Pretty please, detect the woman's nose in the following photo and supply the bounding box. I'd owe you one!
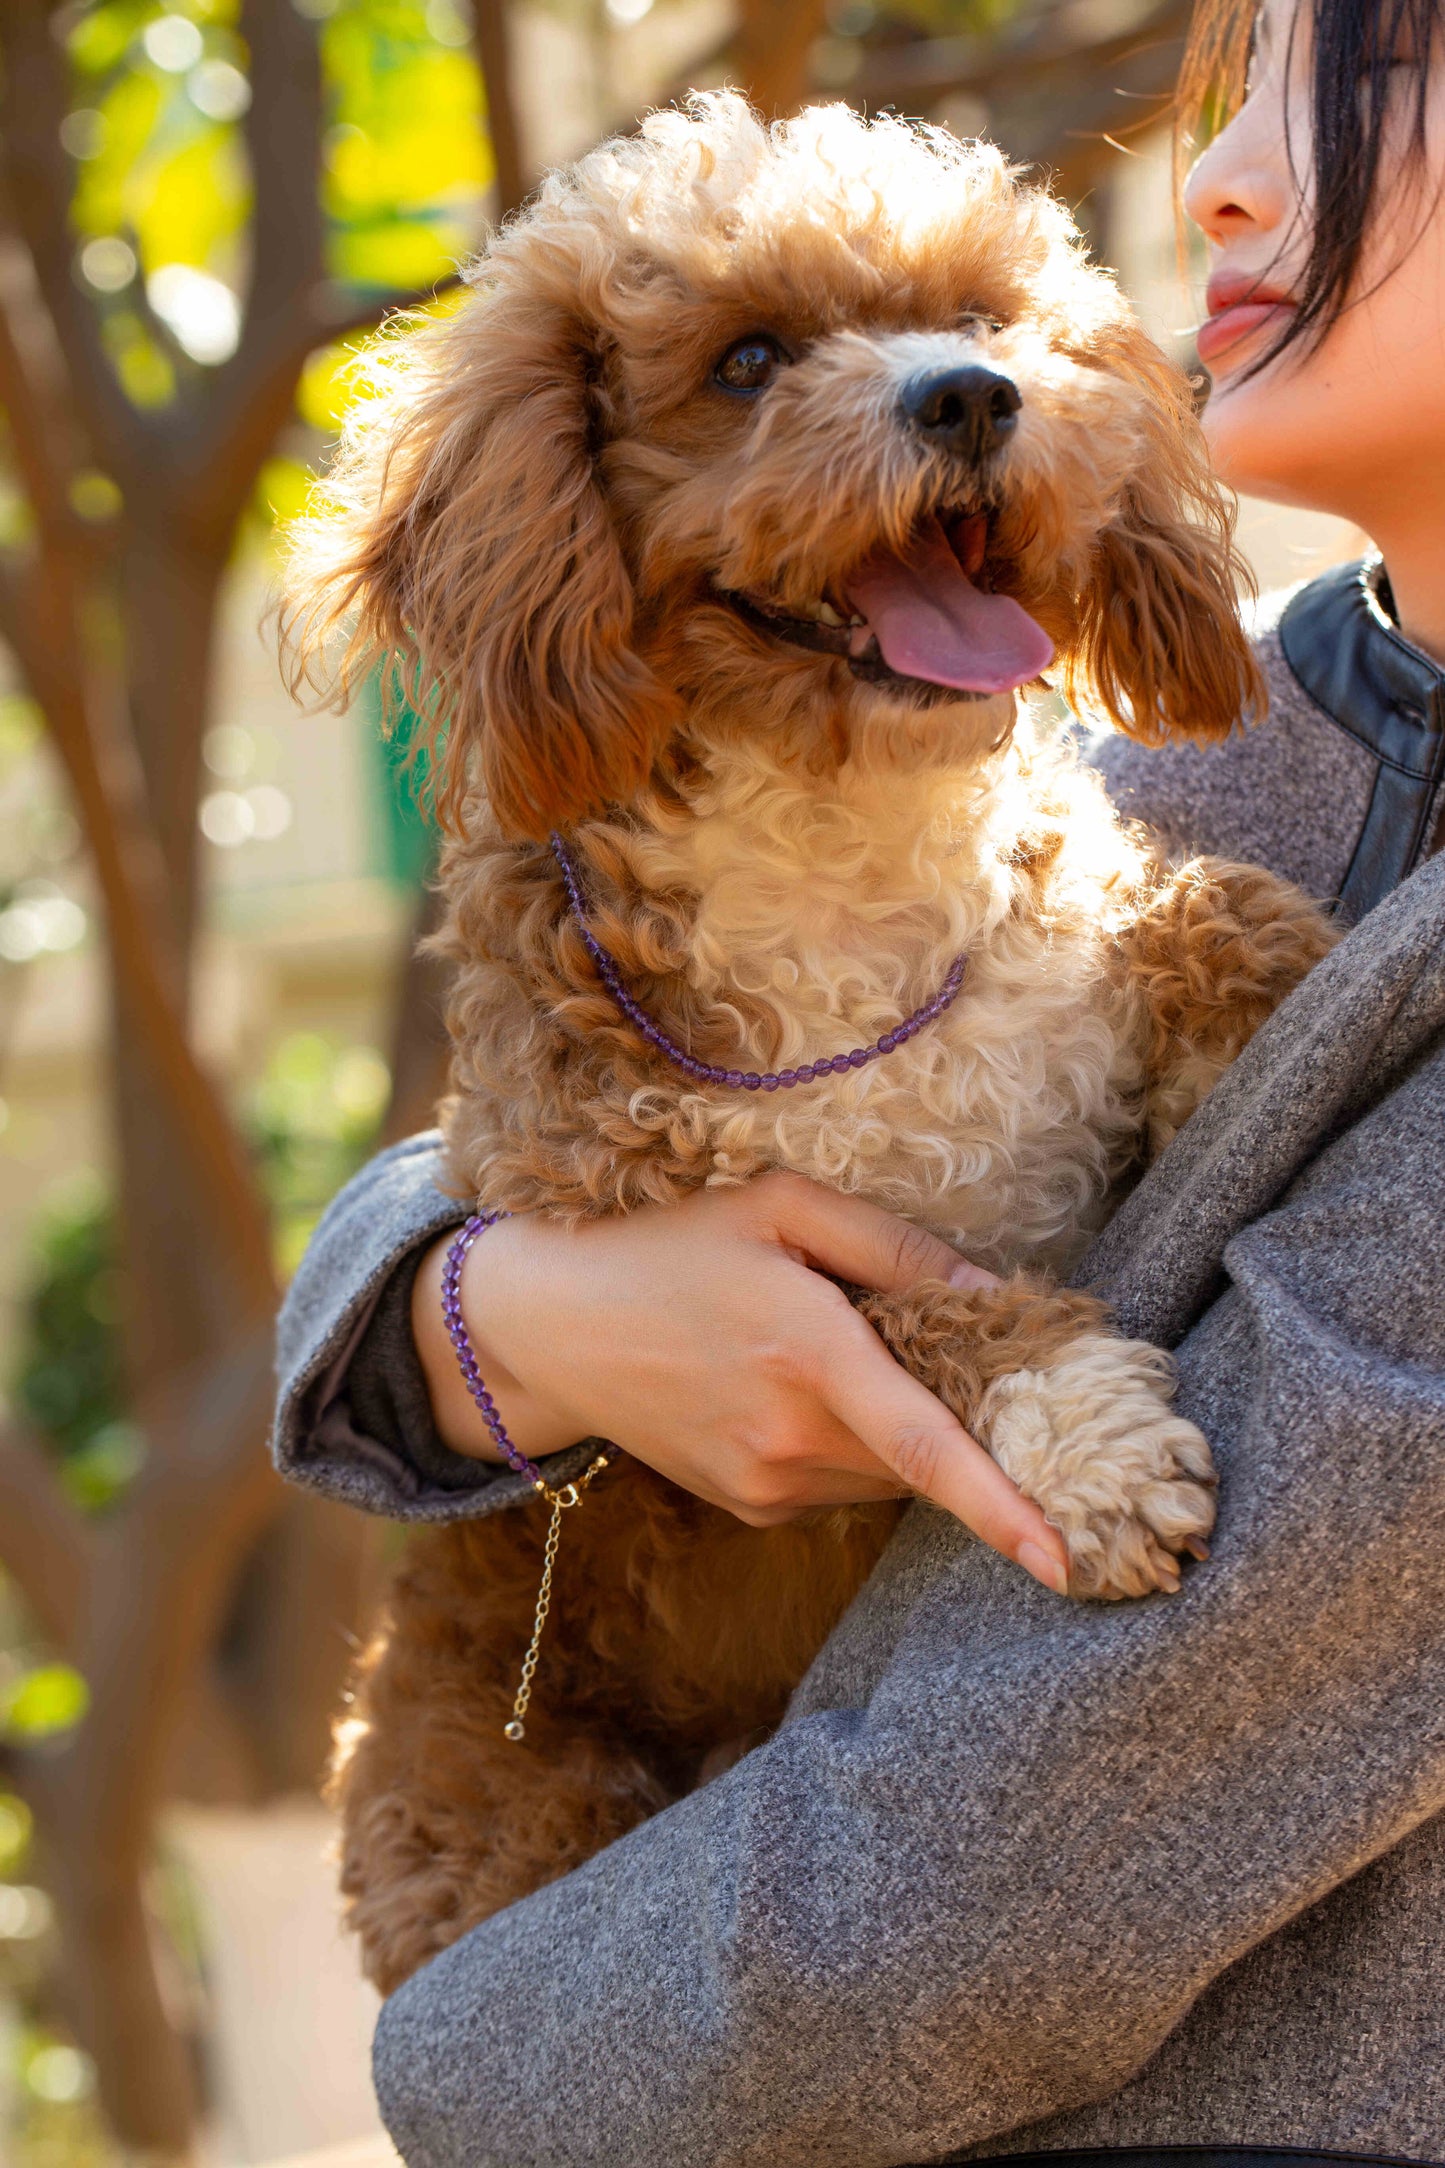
[1183,109,1294,247]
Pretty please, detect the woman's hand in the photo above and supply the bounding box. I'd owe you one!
[412,1172,1069,1593]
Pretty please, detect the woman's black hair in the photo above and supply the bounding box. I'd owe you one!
[1176,0,1441,372]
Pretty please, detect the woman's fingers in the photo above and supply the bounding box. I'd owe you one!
[821,1311,1070,1593]
[748,1171,988,1294]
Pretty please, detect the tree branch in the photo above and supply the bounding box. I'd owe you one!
[0,547,276,1317]
[177,0,325,534]
[313,270,468,343]
[242,0,326,330]
[0,232,87,550]
[850,0,1189,115]
[193,269,468,543]
[474,0,529,219]
[0,0,154,484]
[734,0,828,117]
[0,1422,91,1653]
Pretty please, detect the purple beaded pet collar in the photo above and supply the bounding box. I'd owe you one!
[550,831,968,1089]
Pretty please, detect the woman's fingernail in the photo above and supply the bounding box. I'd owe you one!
[1019,1540,1069,1595]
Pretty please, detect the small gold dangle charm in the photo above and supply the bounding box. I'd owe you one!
[505,1454,613,1743]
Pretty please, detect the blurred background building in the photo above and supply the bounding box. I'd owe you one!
[0,2,1357,2163]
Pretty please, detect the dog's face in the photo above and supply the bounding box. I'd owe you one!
[293,95,1260,838]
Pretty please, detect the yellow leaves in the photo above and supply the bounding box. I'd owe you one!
[60,0,491,423]
[0,1795,32,1877]
[0,1663,90,1742]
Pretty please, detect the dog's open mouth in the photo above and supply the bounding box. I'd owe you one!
[718,510,1054,699]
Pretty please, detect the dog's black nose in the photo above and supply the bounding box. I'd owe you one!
[900,365,1022,462]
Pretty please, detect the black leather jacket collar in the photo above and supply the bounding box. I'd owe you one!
[1279,558,1445,920]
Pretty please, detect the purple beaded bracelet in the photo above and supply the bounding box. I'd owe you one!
[442,1213,616,1742]
[550,832,968,1091]
[441,1211,540,1484]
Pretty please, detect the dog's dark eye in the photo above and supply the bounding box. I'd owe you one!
[714,335,786,395]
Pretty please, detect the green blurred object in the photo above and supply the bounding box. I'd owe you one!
[247,1031,394,1276]
[7,1038,394,1508]
[0,1666,90,1742]
[10,1179,123,1473]
[65,0,489,410]
[0,1797,34,1879]
[321,0,489,293]
[362,676,438,887]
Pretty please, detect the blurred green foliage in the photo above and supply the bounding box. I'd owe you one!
[0,1666,91,1743]
[322,0,488,290]
[8,2028,108,2168]
[64,0,489,417]
[0,4,482,2157]
[0,1797,33,1879]
[8,1036,392,1525]
[9,1178,122,1479]
[249,1031,393,1278]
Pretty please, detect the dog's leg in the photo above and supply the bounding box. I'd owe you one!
[1116,855,1338,1156]
[858,1279,1216,1599]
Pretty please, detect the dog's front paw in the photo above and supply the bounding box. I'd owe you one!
[977,1333,1216,1599]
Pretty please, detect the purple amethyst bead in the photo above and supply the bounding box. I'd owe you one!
[848,1048,869,1068]
[724,1071,744,1088]
[778,1069,798,1086]
[742,1073,761,1090]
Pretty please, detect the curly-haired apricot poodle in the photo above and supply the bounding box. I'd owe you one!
[286,93,1334,1994]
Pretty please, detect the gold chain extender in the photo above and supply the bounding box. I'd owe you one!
[503,1449,615,1744]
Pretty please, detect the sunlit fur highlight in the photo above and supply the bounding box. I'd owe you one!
[289,96,1336,1995]
[284,93,1261,835]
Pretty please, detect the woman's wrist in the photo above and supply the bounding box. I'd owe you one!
[411,1224,579,1464]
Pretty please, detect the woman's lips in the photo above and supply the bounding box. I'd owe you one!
[1195,297,1299,364]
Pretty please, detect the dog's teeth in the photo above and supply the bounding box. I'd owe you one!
[815,601,846,627]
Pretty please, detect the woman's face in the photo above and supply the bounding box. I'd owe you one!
[1184,0,1445,525]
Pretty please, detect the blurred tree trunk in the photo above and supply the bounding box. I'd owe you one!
[475,0,529,220]
[734,0,828,116]
[0,0,491,2148]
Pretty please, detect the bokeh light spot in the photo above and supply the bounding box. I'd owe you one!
[142,16,204,73]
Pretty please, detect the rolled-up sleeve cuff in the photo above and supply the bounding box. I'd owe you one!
[270,1132,598,1522]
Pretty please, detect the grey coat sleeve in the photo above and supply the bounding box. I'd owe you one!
[270,1132,597,1522]
[371,1011,1445,2164]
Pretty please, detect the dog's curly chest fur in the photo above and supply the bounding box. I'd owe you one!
[442,727,1152,1276]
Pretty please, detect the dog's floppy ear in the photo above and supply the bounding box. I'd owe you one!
[1065,329,1265,745]
[285,228,679,839]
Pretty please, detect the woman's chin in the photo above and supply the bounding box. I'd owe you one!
[1201,372,1319,507]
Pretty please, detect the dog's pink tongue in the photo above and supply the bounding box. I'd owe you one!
[846,518,1053,693]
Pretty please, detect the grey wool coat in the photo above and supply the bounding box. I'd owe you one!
[273,568,1445,2168]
